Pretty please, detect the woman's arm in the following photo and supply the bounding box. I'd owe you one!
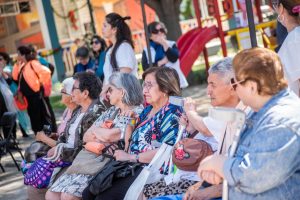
[36,131,56,147]
[114,149,158,164]
[164,44,179,63]
[119,67,132,73]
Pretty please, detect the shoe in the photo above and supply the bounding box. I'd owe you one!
[22,134,29,138]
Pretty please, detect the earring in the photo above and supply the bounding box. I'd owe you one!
[277,14,285,24]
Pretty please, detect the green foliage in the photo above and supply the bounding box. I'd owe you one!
[49,95,65,111]
[180,0,195,20]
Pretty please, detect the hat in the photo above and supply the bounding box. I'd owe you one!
[62,77,75,95]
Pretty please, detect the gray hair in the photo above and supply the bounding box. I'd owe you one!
[108,72,144,106]
[208,57,234,84]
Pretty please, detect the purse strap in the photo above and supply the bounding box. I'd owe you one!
[219,127,227,155]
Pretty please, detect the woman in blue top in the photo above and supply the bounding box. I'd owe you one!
[198,48,300,200]
[91,35,107,81]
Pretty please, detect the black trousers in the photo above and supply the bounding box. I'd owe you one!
[26,95,52,134]
[82,166,143,200]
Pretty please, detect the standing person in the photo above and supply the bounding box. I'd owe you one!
[91,35,107,81]
[274,0,300,96]
[12,46,53,135]
[101,12,138,85]
[141,21,188,89]
[198,48,300,199]
[73,46,94,74]
[0,52,30,137]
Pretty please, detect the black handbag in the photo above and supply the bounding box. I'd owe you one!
[88,159,142,195]
[24,141,51,162]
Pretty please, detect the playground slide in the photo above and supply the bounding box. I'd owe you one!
[178,25,219,76]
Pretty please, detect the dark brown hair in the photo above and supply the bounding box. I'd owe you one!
[233,47,287,96]
[277,0,300,17]
[142,67,181,96]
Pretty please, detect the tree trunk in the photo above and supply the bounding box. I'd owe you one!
[145,0,182,41]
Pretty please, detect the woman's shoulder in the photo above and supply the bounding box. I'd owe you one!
[118,42,134,51]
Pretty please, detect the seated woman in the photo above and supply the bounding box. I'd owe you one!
[82,67,184,200]
[198,48,300,199]
[46,72,144,200]
[24,72,107,189]
[34,77,77,149]
[141,21,188,88]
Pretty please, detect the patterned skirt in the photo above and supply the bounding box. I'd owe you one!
[24,157,71,189]
[49,174,93,197]
[143,178,197,198]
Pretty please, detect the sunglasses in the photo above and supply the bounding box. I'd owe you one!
[230,78,246,90]
[151,28,165,34]
[91,40,100,45]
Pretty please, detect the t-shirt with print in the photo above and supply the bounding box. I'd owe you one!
[103,42,138,85]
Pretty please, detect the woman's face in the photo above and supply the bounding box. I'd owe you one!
[102,19,115,39]
[60,87,72,106]
[107,84,123,106]
[150,24,166,41]
[71,80,87,106]
[232,77,254,107]
[143,73,165,105]
[17,51,26,63]
[91,39,102,52]
[0,56,7,67]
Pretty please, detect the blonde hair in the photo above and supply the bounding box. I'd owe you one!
[233,48,287,95]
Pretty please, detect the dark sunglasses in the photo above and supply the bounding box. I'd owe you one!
[91,40,100,45]
[151,28,165,34]
[230,78,246,90]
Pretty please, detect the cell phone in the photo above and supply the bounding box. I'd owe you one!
[169,96,184,107]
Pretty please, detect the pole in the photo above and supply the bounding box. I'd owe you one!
[35,0,65,82]
[140,0,153,68]
[87,0,96,34]
[246,0,257,47]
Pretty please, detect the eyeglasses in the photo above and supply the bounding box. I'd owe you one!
[151,28,165,34]
[91,40,100,45]
[230,78,246,90]
[60,89,70,95]
[72,86,81,91]
[142,81,156,90]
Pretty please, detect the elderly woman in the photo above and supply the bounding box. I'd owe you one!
[274,0,300,96]
[83,67,184,200]
[35,77,78,148]
[24,72,107,190]
[46,72,144,200]
[198,48,300,199]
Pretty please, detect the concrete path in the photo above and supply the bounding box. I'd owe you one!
[0,84,210,200]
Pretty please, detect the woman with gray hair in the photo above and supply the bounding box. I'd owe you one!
[47,72,144,200]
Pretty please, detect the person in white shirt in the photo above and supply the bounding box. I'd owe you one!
[144,57,250,200]
[101,12,138,86]
[275,0,300,96]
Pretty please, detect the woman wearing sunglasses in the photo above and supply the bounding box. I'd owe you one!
[198,48,300,199]
[141,21,188,89]
[91,35,107,81]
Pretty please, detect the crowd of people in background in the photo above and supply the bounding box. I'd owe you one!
[0,1,299,199]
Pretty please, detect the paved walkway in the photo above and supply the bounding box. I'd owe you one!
[0,84,210,200]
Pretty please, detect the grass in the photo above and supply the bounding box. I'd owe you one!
[49,95,65,111]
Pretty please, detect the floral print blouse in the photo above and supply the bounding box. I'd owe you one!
[130,103,183,154]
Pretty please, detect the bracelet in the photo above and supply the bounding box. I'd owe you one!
[135,154,140,163]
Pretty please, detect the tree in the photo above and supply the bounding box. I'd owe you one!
[144,0,182,41]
